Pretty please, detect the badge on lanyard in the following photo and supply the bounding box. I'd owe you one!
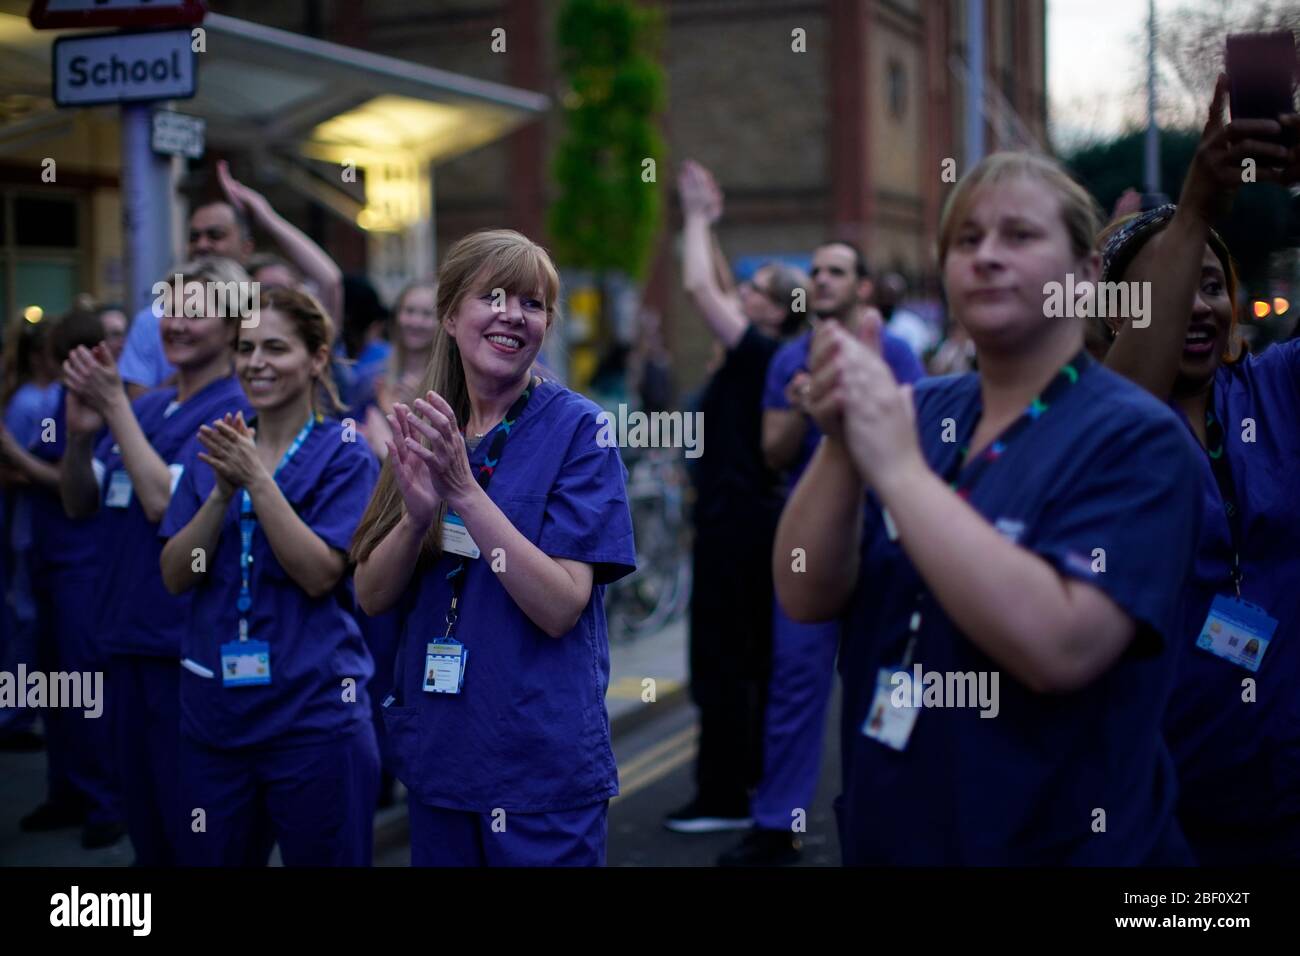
[422,639,467,694]
[1195,595,1278,673]
[105,469,133,508]
[219,639,271,687]
[441,511,481,559]
[862,665,920,751]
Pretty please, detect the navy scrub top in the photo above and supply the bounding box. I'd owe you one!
[837,360,1202,864]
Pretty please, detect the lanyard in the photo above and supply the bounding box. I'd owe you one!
[1201,404,1245,598]
[236,413,319,641]
[442,376,540,641]
[897,350,1091,664]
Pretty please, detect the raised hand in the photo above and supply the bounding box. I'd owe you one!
[63,342,125,416]
[678,160,722,222]
[386,402,440,529]
[807,314,921,491]
[216,159,272,225]
[1182,73,1293,223]
[403,391,479,510]
[197,412,264,498]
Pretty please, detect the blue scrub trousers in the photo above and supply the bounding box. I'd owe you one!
[32,562,120,825]
[408,799,608,867]
[179,722,380,867]
[112,654,184,865]
[0,538,38,737]
[750,598,838,831]
[360,607,401,785]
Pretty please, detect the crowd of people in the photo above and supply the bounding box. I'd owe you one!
[0,71,1297,868]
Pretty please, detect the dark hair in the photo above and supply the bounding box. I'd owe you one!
[50,305,105,364]
[341,275,388,359]
[757,262,812,337]
[817,240,870,279]
[193,200,252,244]
[251,286,344,415]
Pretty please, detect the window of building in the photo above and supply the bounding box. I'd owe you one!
[1,190,82,325]
[888,59,907,120]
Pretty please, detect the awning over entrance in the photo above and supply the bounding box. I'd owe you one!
[0,7,548,168]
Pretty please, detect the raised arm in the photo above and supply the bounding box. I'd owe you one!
[58,389,104,518]
[64,343,174,521]
[218,161,343,322]
[810,320,1137,694]
[679,160,747,349]
[1106,76,1293,400]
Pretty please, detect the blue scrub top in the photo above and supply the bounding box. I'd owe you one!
[1164,338,1300,826]
[93,375,250,658]
[159,415,379,749]
[837,362,1202,865]
[384,379,636,814]
[118,306,176,389]
[763,328,925,485]
[28,387,102,569]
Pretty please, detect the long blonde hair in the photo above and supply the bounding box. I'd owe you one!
[349,229,561,564]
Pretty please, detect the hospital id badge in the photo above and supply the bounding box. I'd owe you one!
[441,512,480,559]
[862,665,919,751]
[1195,595,1278,673]
[423,640,467,694]
[105,470,133,508]
[220,640,271,687]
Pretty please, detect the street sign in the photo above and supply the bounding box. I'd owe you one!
[53,29,196,107]
[29,0,206,30]
[151,109,204,158]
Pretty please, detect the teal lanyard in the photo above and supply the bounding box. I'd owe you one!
[236,414,319,641]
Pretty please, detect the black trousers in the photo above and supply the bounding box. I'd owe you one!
[688,511,778,810]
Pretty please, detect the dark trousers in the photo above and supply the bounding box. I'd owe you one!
[688,513,777,810]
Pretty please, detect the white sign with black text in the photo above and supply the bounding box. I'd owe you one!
[53,29,197,107]
[151,109,205,158]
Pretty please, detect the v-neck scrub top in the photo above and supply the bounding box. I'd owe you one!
[383,379,637,814]
[836,360,1203,864]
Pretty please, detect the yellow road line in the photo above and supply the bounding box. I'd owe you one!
[613,725,698,803]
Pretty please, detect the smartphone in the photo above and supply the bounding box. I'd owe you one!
[1226,31,1298,146]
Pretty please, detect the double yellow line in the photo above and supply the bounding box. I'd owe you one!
[612,724,698,804]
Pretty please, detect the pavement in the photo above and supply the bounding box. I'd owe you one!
[0,615,693,867]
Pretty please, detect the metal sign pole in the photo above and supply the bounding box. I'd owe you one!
[121,102,175,316]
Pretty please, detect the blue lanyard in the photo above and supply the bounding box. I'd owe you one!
[236,414,319,641]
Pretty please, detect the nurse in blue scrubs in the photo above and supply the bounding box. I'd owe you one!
[775,152,1202,864]
[1100,78,1300,864]
[159,286,380,866]
[17,306,123,849]
[352,229,635,867]
[729,242,924,865]
[59,258,252,864]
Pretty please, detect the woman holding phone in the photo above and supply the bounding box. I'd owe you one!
[1100,77,1300,864]
[351,229,635,867]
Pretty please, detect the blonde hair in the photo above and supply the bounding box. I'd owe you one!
[937,152,1102,266]
[349,229,561,564]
